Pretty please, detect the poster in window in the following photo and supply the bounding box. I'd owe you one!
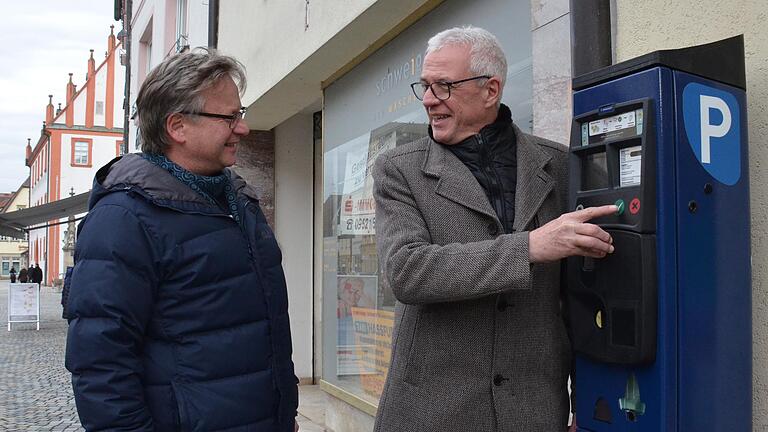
[336,275,377,376]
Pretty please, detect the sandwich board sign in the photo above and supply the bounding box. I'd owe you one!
[7,283,40,331]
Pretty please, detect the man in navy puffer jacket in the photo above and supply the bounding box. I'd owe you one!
[65,48,299,432]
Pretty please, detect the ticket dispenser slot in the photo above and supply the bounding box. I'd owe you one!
[567,99,657,365]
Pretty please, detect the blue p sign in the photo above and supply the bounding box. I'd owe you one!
[683,82,741,185]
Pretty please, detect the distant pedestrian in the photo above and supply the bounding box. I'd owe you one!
[61,266,74,320]
[9,267,16,283]
[18,267,28,283]
[33,263,43,287]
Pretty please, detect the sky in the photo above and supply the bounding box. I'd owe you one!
[0,1,118,192]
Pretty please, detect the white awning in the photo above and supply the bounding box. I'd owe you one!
[0,192,90,239]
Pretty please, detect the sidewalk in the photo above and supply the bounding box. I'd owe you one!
[297,385,330,431]
[0,281,330,431]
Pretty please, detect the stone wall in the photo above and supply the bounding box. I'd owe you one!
[233,130,275,227]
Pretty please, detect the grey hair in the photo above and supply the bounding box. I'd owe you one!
[135,47,246,154]
[426,26,507,96]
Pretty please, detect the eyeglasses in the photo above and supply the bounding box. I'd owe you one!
[410,75,491,101]
[180,106,247,129]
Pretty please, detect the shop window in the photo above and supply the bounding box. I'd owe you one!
[323,119,427,405]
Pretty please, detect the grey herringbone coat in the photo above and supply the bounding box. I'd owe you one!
[372,126,571,432]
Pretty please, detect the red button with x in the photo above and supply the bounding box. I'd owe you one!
[629,198,641,215]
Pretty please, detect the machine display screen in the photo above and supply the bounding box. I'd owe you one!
[581,108,644,146]
[582,152,609,191]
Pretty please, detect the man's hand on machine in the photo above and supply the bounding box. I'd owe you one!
[529,205,617,263]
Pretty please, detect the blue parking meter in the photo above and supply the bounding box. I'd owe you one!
[567,36,751,431]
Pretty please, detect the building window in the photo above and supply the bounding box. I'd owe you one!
[175,0,189,53]
[71,139,93,167]
[138,19,153,85]
[96,101,104,115]
[1,258,9,276]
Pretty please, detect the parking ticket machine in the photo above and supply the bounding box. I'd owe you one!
[567,36,751,431]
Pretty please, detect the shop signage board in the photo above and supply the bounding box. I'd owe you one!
[7,283,40,331]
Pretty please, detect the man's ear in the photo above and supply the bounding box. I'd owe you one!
[166,113,186,144]
[484,77,502,108]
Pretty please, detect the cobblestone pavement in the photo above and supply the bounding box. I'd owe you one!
[0,281,328,432]
[0,281,82,432]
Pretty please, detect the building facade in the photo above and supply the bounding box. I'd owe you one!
[0,179,30,278]
[26,27,125,285]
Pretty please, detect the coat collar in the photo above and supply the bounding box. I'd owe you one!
[422,122,554,231]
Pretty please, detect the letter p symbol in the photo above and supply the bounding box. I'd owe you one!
[684,81,741,185]
[699,95,732,164]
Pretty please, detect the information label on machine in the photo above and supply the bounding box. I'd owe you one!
[619,146,642,187]
[584,109,644,146]
[590,111,636,135]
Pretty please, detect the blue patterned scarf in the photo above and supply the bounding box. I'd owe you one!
[141,153,242,228]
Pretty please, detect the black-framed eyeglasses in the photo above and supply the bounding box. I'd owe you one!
[410,75,491,101]
[180,106,247,129]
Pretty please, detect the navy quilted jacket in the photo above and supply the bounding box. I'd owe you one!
[65,154,298,432]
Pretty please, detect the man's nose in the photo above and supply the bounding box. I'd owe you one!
[422,87,440,107]
[233,118,250,136]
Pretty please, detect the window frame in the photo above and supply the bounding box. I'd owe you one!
[71,138,93,167]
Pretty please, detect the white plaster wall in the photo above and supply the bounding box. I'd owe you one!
[28,144,49,272]
[274,112,315,381]
[218,0,440,129]
[29,165,47,206]
[219,0,377,103]
[60,134,120,195]
[129,1,154,94]
[114,56,126,130]
[129,0,161,151]
[73,87,87,126]
[614,0,768,426]
[94,64,108,128]
[28,229,45,267]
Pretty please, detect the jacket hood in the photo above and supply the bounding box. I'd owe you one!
[89,153,260,211]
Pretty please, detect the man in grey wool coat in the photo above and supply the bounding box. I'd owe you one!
[372,26,617,431]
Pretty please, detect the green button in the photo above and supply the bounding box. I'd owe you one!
[615,199,625,215]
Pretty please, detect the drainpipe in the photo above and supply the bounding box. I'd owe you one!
[208,0,219,48]
[570,0,612,77]
[116,0,133,151]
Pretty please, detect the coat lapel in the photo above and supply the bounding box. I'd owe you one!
[422,139,499,221]
[513,126,554,232]
[420,126,555,231]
